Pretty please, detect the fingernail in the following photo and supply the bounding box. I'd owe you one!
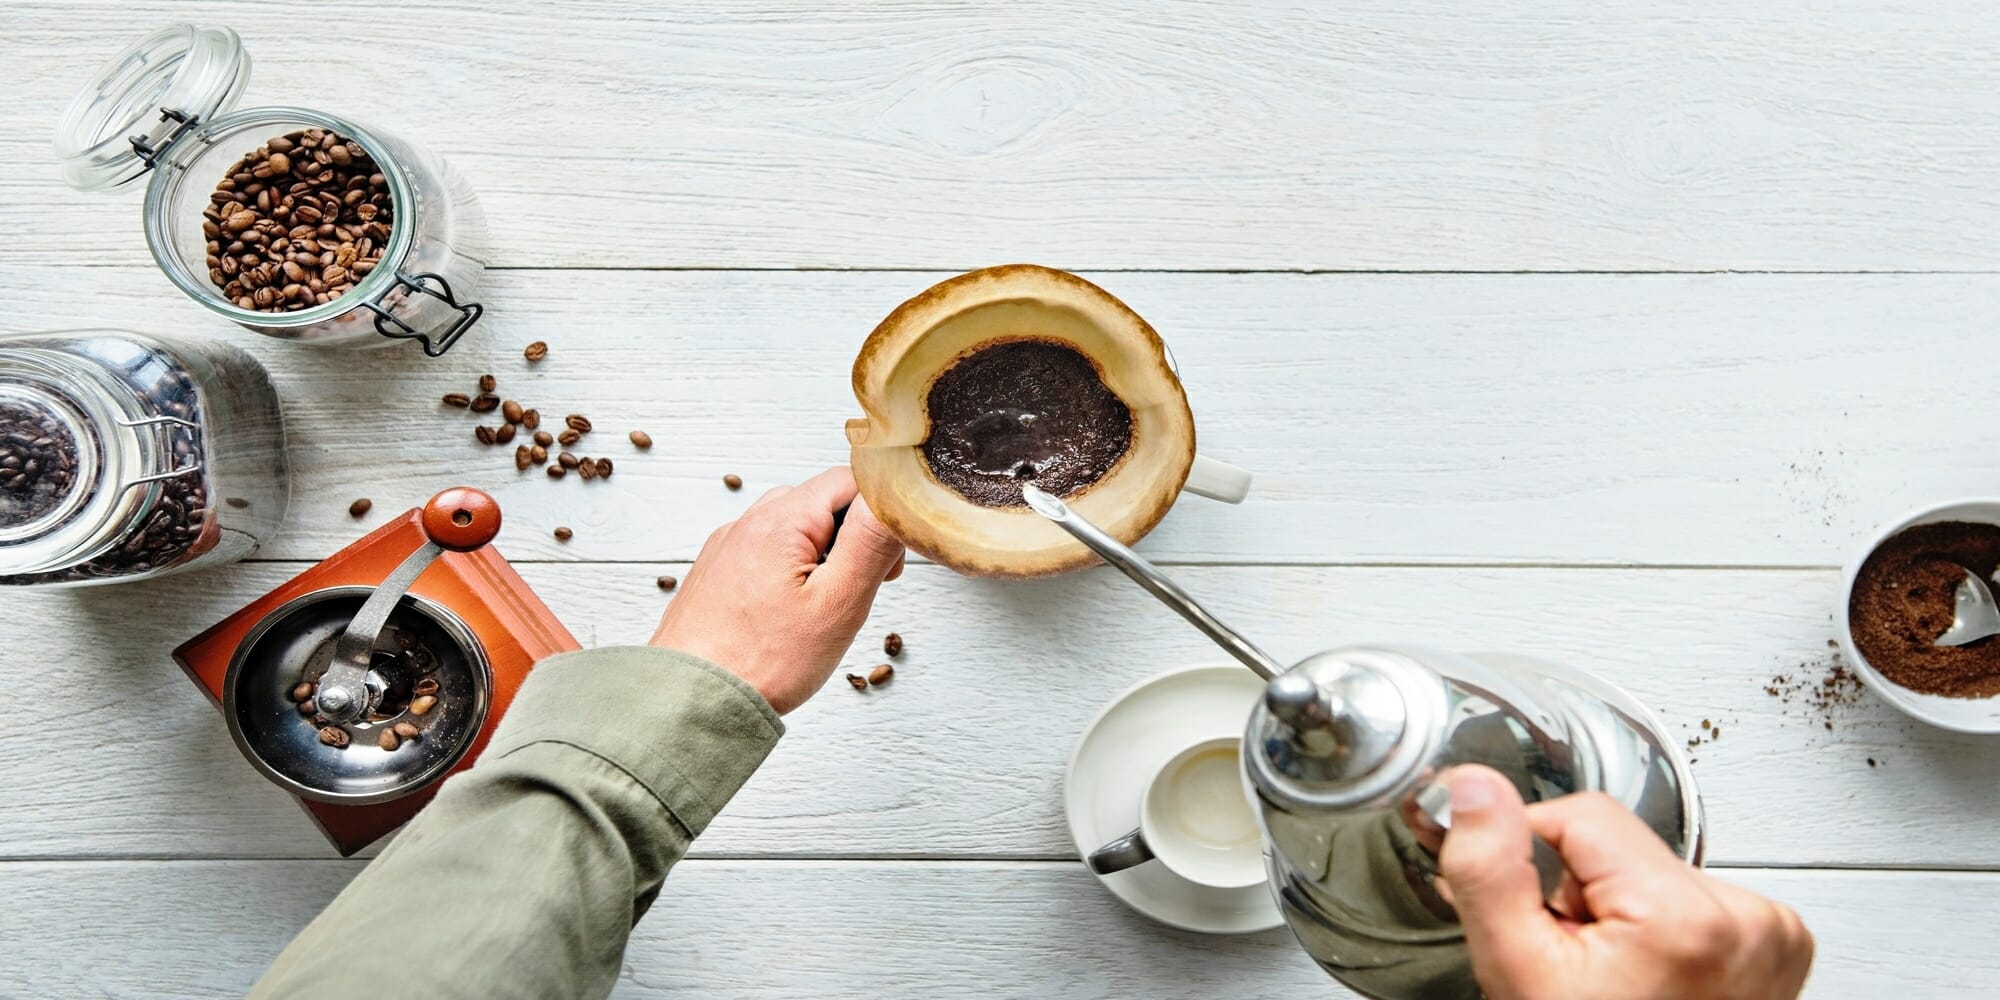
[1449,772,1496,812]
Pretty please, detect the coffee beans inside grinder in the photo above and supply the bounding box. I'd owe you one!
[54,24,487,354]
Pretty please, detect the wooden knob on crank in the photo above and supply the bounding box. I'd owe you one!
[420,487,502,551]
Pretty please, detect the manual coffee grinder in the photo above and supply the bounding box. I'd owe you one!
[174,487,579,855]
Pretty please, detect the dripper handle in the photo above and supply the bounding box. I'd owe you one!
[420,487,502,551]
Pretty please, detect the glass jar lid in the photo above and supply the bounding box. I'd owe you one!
[54,24,251,191]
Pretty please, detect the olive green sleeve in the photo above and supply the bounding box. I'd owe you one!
[250,646,784,1000]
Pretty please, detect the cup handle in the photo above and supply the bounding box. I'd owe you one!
[1181,454,1252,504]
[1086,827,1155,875]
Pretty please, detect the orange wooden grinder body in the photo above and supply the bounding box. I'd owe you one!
[172,489,580,855]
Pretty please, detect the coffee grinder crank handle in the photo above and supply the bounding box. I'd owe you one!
[314,489,502,723]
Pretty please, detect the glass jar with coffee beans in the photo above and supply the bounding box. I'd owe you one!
[53,24,487,356]
[0,330,289,587]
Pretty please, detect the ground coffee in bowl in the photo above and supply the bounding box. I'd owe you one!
[1847,520,2000,698]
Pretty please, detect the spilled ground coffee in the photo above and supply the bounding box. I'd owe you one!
[921,339,1133,507]
[1848,520,2000,698]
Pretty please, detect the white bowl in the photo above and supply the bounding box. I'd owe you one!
[1837,498,2000,733]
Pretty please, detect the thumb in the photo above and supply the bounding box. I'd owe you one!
[1437,766,1568,992]
[818,497,906,597]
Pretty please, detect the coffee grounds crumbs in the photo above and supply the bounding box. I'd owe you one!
[1848,520,2000,698]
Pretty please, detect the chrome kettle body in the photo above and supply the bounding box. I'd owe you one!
[1243,645,1704,1000]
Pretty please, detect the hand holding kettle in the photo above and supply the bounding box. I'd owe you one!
[1440,766,1816,1000]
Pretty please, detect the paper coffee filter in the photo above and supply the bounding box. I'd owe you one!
[848,265,1197,578]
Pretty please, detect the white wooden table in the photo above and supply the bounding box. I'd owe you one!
[5,3,2000,996]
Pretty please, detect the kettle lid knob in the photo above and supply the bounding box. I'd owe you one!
[1247,648,1447,809]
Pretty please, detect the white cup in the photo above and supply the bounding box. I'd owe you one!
[1086,736,1266,889]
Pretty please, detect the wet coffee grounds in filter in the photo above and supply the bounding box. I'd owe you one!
[0,401,81,526]
[921,339,1133,507]
[1848,520,2000,698]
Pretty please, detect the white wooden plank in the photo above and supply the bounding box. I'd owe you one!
[6,2,2000,270]
[0,860,1989,998]
[0,563,1968,866]
[1,266,1991,566]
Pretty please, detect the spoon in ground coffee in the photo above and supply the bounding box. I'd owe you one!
[1021,483,1283,679]
[1936,567,2000,647]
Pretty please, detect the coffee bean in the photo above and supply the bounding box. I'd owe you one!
[557,429,580,446]
[723,474,743,490]
[475,425,496,445]
[501,400,524,424]
[442,392,471,408]
[414,677,440,697]
[628,430,652,449]
[495,423,516,444]
[577,459,598,481]
[409,695,437,716]
[318,726,352,748]
[565,414,592,433]
[378,729,401,751]
[553,526,573,541]
[846,673,869,691]
[656,575,678,591]
[594,457,613,478]
[558,452,580,469]
[868,663,894,685]
[884,633,903,657]
[298,700,318,717]
[524,341,548,362]
[547,465,567,480]
[533,430,554,447]
[226,496,251,509]
[478,374,496,393]
[523,409,541,430]
[530,444,548,463]
[291,681,317,702]
[348,498,372,518]
[393,722,421,739]
[515,445,533,470]
[469,394,500,413]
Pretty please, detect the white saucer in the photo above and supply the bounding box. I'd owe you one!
[1063,664,1283,935]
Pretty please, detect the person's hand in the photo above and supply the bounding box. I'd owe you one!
[1439,765,1814,1000]
[650,467,906,714]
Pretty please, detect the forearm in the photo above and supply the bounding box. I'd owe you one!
[251,646,783,1000]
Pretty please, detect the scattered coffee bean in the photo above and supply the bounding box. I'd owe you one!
[291,681,317,702]
[577,459,599,481]
[558,452,580,469]
[594,457,613,478]
[414,677,440,697]
[884,633,903,657]
[393,722,421,739]
[202,127,391,313]
[846,673,869,691]
[547,465,567,480]
[515,445,533,470]
[225,497,251,509]
[723,474,743,490]
[533,430,554,447]
[565,414,592,433]
[524,341,548,362]
[318,726,352,748]
[469,394,500,413]
[378,729,401,751]
[409,694,437,716]
[523,409,541,430]
[442,392,471,408]
[656,575,678,592]
[478,374,497,393]
[869,663,894,685]
[629,430,652,449]
[348,498,372,518]
[530,444,548,463]
[475,425,497,445]
[558,429,581,446]
[553,526,574,541]
[501,400,524,424]
[495,423,517,444]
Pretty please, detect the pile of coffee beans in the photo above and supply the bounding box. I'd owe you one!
[0,401,81,525]
[203,127,393,313]
[846,634,908,693]
[440,370,650,484]
[293,626,439,751]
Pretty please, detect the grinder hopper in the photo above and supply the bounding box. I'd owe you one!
[173,487,579,855]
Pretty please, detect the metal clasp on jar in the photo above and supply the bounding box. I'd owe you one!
[114,414,202,494]
[361,270,483,358]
